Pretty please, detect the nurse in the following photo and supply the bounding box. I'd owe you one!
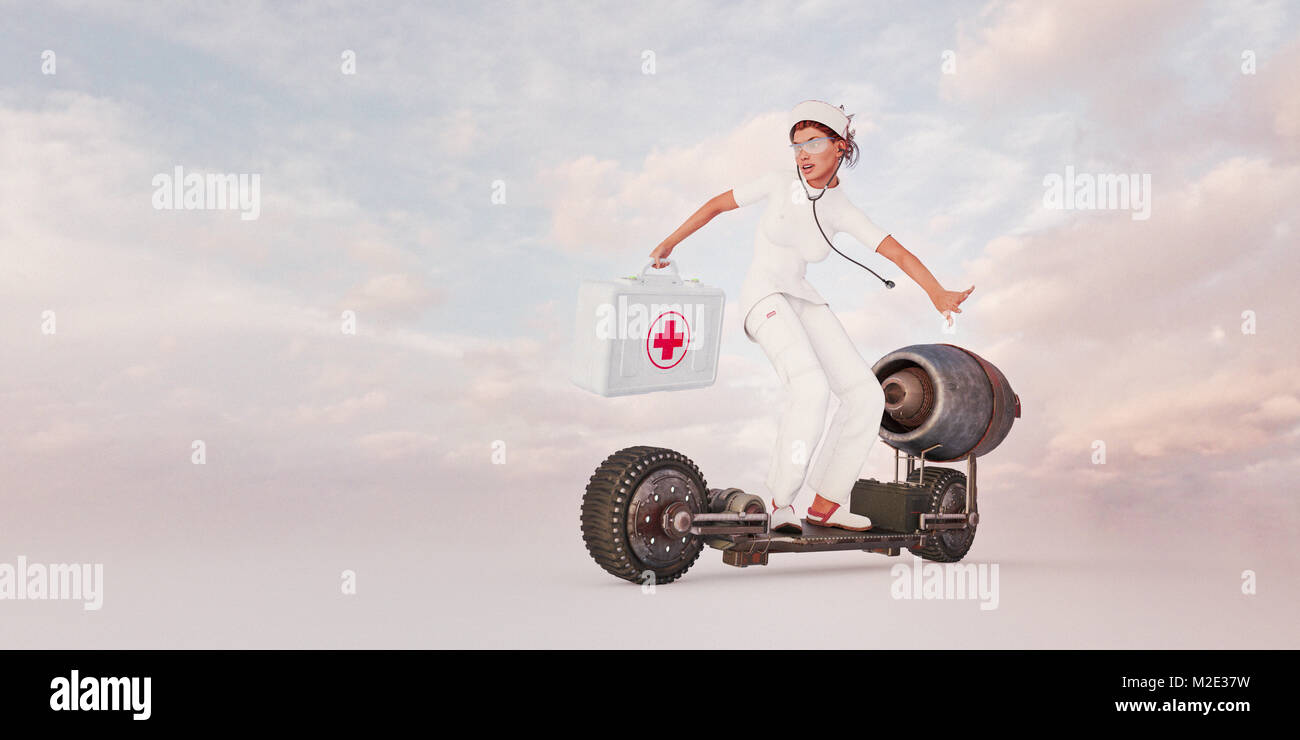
[649,100,973,534]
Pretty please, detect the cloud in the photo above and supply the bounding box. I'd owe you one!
[341,273,442,320]
[539,112,793,254]
[946,156,1298,346]
[0,90,478,523]
[294,390,389,425]
[941,0,1187,105]
[356,429,439,461]
[22,421,94,454]
[1228,34,1300,159]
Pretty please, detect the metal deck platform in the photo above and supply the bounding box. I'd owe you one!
[715,520,926,566]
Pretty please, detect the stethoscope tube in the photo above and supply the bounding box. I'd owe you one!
[797,156,895,289]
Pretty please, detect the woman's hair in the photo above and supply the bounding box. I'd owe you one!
[790,118,860,168]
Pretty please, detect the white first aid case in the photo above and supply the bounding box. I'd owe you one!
[571,259,726,397]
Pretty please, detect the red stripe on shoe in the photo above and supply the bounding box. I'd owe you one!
[808,494,840,522]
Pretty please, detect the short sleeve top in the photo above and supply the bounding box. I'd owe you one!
[731,168,890,341]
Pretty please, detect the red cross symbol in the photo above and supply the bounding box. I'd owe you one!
[646,311,690,369]
[653,320,684,360]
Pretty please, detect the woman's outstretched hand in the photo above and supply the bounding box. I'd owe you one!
[648,243,674,268]
[931,285,974,326]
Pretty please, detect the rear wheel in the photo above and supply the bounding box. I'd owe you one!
[580,446,707,585]
[905,466,976,562]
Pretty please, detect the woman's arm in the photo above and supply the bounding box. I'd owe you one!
[648,191,738,268]
[877,236,974,325]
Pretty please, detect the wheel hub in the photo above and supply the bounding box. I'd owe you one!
[662,502,693,538]
[938,483,975,551]
[627,468,701,568]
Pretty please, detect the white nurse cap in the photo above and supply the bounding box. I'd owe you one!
[788,99,851,140]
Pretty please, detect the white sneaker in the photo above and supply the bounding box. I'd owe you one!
[806,494,872,531]
[770,500,803,534]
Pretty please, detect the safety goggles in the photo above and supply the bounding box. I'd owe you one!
[789,136,834,154]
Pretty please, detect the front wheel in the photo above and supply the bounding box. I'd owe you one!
[580,446,707,585]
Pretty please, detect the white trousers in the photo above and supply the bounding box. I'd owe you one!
[745,292,886,508]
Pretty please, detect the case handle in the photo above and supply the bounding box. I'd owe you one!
[635,258,683,284]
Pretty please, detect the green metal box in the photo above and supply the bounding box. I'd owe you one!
[848,477,930,533]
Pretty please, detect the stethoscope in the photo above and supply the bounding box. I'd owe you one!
[797,153,896,289]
